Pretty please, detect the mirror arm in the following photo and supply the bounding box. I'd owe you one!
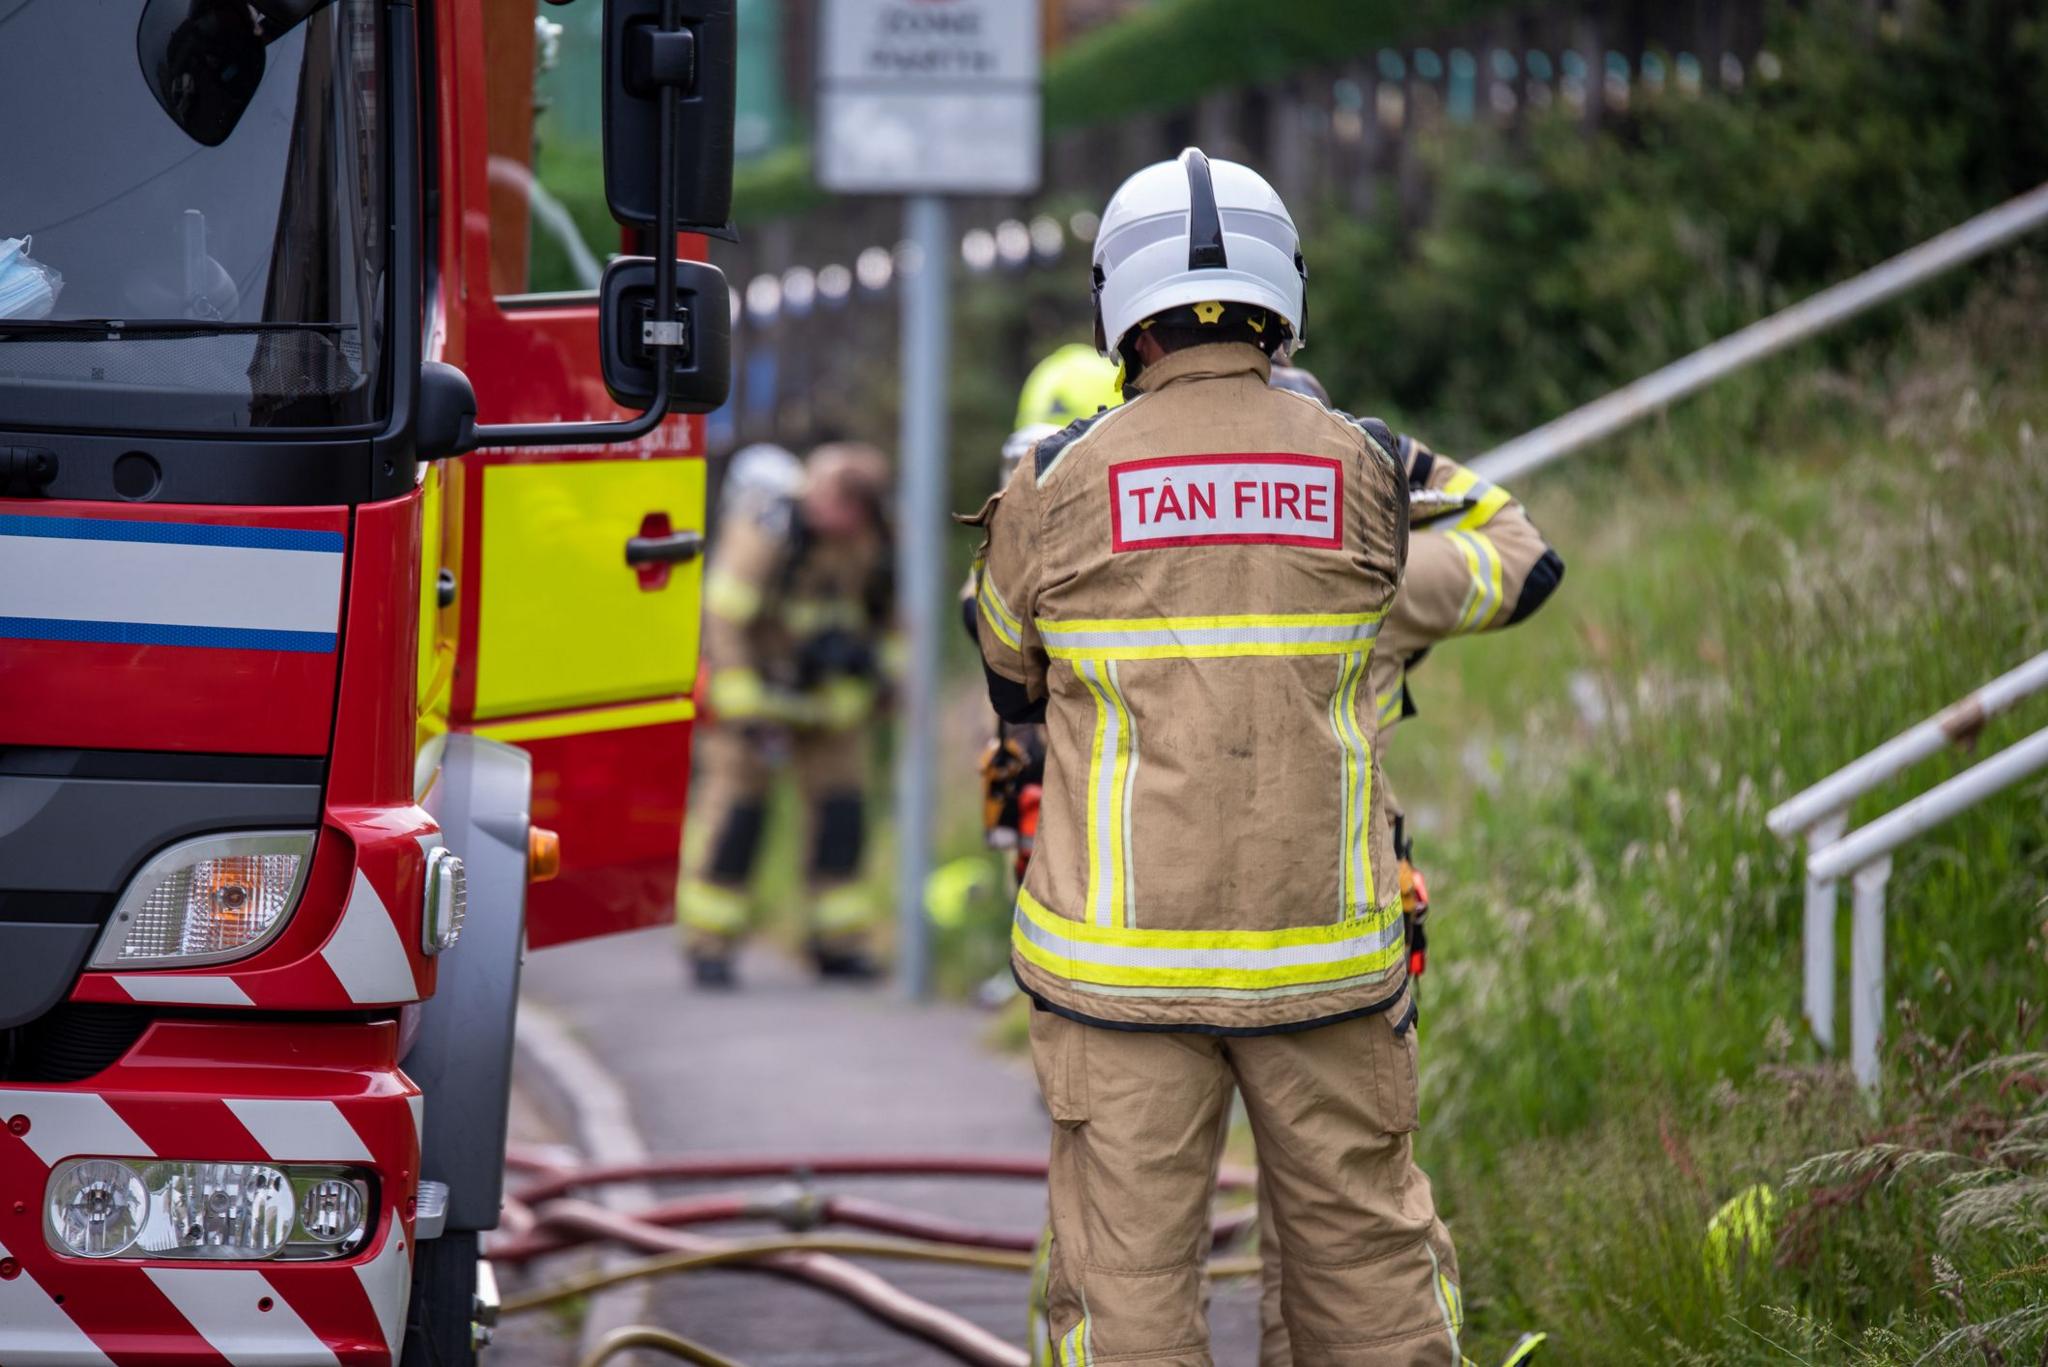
[469,0,683,451]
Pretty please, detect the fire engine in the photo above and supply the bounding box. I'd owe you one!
[0,1,734,1362]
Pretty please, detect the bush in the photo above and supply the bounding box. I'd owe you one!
[1306,0,2048,450]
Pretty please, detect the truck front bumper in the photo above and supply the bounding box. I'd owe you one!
[0,1018,419,1366]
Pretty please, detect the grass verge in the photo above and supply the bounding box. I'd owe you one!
[1404,269,2048,1362]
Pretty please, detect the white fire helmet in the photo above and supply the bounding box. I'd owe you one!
[721,442,804,513]
[1091,147,1306,361]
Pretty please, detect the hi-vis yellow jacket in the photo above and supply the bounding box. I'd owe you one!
[973,342,1411,1034]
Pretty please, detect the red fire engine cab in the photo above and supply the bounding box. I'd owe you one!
[0,2,734,1362]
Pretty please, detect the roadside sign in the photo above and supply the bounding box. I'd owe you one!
[816,0,1042,195]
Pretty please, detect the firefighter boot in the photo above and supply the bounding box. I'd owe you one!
[689,952,739,989]
[809,933,882,982]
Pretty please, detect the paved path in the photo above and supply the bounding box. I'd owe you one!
[509,927,1260,1365]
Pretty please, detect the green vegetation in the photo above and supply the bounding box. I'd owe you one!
[1405,273,2048,1361]
[1308,0,2048,451]
[1041,0,1507,130]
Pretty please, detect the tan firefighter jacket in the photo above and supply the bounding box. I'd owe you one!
[1370,439,1564,814]
[702,496,890,723]
[973,342,1412,1034]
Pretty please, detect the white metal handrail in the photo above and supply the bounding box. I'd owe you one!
[1469,182,2048,484]
[1810,726,2048,1090]
[1765,651,2048,1064]
[1767,652,2048,840]
[1809,726,2048,883]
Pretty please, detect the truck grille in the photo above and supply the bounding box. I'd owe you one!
[1,1003,152,1083]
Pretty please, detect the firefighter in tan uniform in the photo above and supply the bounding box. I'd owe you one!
[679,442,893,987]
[975,149,1467,1365]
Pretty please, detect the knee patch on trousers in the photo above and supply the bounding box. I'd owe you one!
[709,801,767,882]
[810,792,865,879]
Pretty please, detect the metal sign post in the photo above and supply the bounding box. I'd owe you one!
[816,0,1041,1000]
[894,194,948,1003]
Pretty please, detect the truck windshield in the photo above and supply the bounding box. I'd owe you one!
[0,0,386,432]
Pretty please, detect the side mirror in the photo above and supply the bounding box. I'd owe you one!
[602,0,737,235]
[416,362,479,460]
[599,258,732,413]
[471,0,735,451]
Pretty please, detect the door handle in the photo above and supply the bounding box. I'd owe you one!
[624,530,704,567]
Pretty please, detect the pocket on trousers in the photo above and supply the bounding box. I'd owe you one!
[1372,993,1420,1134]
[1029,1007,1091,1127]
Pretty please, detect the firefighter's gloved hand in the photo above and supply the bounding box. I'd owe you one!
[1398,855,1429,921]
[816,676,874,730]
[1399,854,1430,978]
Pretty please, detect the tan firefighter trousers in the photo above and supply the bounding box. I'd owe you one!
[1030,994,1465,1367]
[677,722,873,956]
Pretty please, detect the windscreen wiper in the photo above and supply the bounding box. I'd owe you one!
[0,320,351,340]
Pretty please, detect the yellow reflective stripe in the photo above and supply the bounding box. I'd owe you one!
[1050,640,1373,660]
[1046,611,1383,632]
[1433,463,1513,530]
[1448,530,1504,633]
[1074,660,1139,928]
[1056,1317,1091,1367]
[1429,1245,1464,1360]
[979,567,1023,638]
[708,667,768,718]
[1471,532,1505,630]
[1013,886,1405,993]
[1377,682,1404,726]
[1332,652,1374,915]
[679,880,749,932]
[813,884,874,931]
[1040,612,1385,662]
[1017,884,1399,952]
[1456,480,1513,530]
[784,597,865,634]
[1075,660,1133,928]
[1353,654,1377,910]
[978,572,1022,651]
[1111,662,1138,929]
[1013,909,1404,992]
[704,569,762,622]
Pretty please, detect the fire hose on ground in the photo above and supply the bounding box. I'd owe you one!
[493,1146,1263,1367]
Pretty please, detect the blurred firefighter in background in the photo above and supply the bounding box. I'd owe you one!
[679,441,895,987]
[970,346,1124,884]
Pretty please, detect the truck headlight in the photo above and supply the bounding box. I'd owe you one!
[90,832,315,968]
[48,1160,148,1258]
[46,1160,375,1261]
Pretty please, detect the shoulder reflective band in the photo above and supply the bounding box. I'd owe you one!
[1013,886,1403,998]
[1037,611,1383,661]
[1180,147,1228,270]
